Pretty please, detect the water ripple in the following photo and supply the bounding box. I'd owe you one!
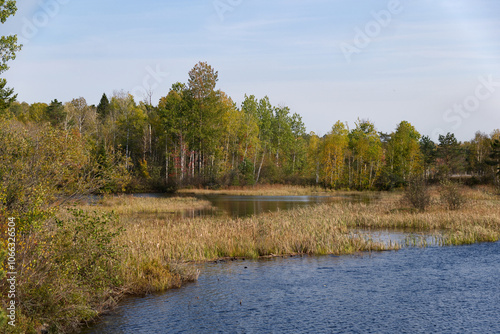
[84,242,500,333]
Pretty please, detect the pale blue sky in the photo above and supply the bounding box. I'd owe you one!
[3,0,500,140]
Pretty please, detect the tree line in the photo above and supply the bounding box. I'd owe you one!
[2,61,500,191]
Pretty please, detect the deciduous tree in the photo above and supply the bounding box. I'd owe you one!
[0,0,22,110]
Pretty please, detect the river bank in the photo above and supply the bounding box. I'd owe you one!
[87,186,500,331]
[6,186,500,333]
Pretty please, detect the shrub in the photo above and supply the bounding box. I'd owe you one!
[0,209,124,333]
[402,177,431,212]
[440,180,466,210]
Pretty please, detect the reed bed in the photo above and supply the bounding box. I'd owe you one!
[336,189,500,245]
[78,195,212,215]
[177,184,346,196]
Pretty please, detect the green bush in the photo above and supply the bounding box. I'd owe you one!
[1,210,124,333]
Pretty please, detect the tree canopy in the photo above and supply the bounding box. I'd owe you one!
[0,0,22,111]
[2,60,500,190]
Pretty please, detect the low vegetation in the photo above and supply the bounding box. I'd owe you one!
[401,177,431,212]
[175,184,361,196]
[439,180,467,210]
[2,184,500,333]
[77,195,212,215]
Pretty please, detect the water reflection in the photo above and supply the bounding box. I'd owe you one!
[77,192,379,218]
[194,193,376,218]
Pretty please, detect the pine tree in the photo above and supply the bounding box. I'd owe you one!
[97,93,110,119]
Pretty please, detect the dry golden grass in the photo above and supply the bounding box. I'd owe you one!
[119,206,392,264]
[177,184,339,196]
[115,207,393,295]
[98,193,397,293]
[77,195,212,216]
[340,188,500,245]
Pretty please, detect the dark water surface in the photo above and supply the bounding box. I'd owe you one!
[193,193,376,218]
[83,242,500,334]
[83,192,377,218]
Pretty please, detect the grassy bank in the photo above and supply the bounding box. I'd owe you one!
[337,189,500,245]
[77,195,212,215]
[177,184,337,196]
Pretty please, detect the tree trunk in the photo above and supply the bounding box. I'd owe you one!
[165,134,169,185]
[180,134,185,182]
[256,147,266,184]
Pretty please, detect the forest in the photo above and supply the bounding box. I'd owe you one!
[2,61,500,193]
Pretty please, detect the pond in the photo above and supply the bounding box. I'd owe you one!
[84,192,378,218]
[192,193,377,218]
[83,241,500,333]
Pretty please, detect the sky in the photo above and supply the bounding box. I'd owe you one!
[2,0,500,141]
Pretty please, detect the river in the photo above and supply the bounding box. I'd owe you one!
[82,195,500,333]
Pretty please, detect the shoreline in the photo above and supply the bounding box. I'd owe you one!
[9,187,499,333]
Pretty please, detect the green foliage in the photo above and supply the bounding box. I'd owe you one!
[0,78,16,112]
[0,0,21,114]
[348,119,383,189]
[54,209,124,285]
[0,0,22,74]
[27,102,47,122]
[386,121,422,183]
[93,141,132,193]
[0,120,112,232]
[489,139,500,178]
[238,158,255,185]
[420,135,437,178]
[97,93,110,119]
[437,132,463,178]
[322,121,348,188]
[463,132,491,179]
[45,99,66,127]
[15,209,124,333]
[3,61,500,193]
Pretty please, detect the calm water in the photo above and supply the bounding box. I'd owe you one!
[84,192,377,218]
[84,242,500,334]
[192,193,376,218]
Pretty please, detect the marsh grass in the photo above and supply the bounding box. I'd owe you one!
[176,184,358,196]
[119,206,392,265]
[78,195,212,215]
[339,188,500,245]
